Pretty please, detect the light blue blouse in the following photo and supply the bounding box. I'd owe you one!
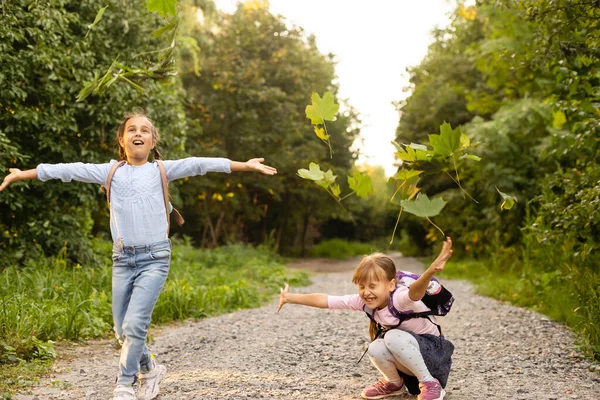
[37,158,231,246]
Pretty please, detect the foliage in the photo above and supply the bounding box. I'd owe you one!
[0,358,53,395]
[308,238,374,260]
[394,0,600,357]
[442,252,600,361]
[177,2,360,254]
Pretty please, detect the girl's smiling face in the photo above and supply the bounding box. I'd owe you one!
[119,116,156,165]
[357,267,396,310]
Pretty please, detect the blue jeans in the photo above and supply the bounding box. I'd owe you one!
[112,239,171,385]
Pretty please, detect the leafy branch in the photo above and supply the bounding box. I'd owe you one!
[305,91,339,158]
[77,0,186,102]
[298,92,517,243]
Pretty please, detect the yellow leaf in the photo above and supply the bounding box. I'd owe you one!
[314,126,329,141]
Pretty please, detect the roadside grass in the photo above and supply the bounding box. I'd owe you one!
[0,239,309,395]
[440,257,600,361]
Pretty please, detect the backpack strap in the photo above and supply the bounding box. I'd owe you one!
[102,160,127,205]
[386,289,444,336]
[156,160,184,235]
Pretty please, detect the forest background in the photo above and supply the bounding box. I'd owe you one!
[0,0,598,389]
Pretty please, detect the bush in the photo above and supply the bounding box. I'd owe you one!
[308,238,375,259]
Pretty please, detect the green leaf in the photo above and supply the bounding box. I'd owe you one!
[496,187,517,211]
[393,169,423,181]
[396,146,432,162]
[147,0,179,18]
[314,126,329,141]
[429,122,461,158]
[460,154,482,161]
[400,193,446,218]
[391,141,404,153]
[552,110,567,129]
[347,171,374,198]
[391,174,420,203]
[152,16,179,38]
[331,184,341,198]
[459,133,470,150]
[305,91,339,125]
[85,6,109,38]
[297,163,324,181]
[320,169,337,188]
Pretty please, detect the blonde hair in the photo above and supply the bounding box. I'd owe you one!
[352,253,396,285]
[115,111,162,161]
[352,253,397,340]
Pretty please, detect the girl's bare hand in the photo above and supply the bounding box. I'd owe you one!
[0,168,21,192]
[247,158,277,175]
[276,282,289,313]
[430,236,453,273]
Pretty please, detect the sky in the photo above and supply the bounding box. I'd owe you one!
[213,0,457,177]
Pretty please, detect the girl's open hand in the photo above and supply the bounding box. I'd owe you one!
[247,158,277,175]
[0,168,21,192]
[276,282,289,313]
[429,236,453,273]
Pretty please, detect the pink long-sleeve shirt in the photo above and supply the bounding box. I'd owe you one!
[327,285,440,336]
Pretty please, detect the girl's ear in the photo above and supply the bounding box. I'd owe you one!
[388,278,397,291]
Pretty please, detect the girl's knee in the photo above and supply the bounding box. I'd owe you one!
[384,330,417,350]
[367,338,388,358]
[122,318,149,340]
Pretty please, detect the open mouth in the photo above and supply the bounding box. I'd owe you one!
[133,140,145,146]
[364,296,376,302]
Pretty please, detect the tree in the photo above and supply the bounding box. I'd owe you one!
[175,1,360,252]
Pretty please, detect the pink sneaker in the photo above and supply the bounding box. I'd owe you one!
[361,378,404,399]
[418,379,445,400]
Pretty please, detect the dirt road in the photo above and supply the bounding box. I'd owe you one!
[15,254,600,400]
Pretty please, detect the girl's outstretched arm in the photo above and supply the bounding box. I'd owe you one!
[409,236,453,301]
[230,158,277,175]
[0,168,37,192]
[276,283,328,312]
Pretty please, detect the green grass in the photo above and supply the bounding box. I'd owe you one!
[441,257,600,361]
[0,239,310,394]
[308,238,378,259]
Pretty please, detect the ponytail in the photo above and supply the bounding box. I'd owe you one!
[369,320,378,341]
[153,148,162,160]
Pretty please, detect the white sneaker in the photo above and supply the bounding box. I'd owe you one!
[137,364,167,400]
[113,384,136,400]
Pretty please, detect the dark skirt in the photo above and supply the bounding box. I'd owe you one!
[386,331,454,395]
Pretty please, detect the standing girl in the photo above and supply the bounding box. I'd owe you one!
[277,238,454,400]
[0,112,277,400]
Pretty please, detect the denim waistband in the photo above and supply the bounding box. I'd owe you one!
[113,239,171,254]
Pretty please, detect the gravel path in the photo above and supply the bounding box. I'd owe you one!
[15,254,600,400]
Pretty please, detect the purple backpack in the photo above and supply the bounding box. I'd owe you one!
[363,271,454,337]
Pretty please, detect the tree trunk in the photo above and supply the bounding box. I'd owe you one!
[300,212,310,257]
[275,195,289,252]
[213,210,226,247]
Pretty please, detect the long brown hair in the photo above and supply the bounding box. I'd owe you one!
[352,253,397,340]
[115,111,162,161]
